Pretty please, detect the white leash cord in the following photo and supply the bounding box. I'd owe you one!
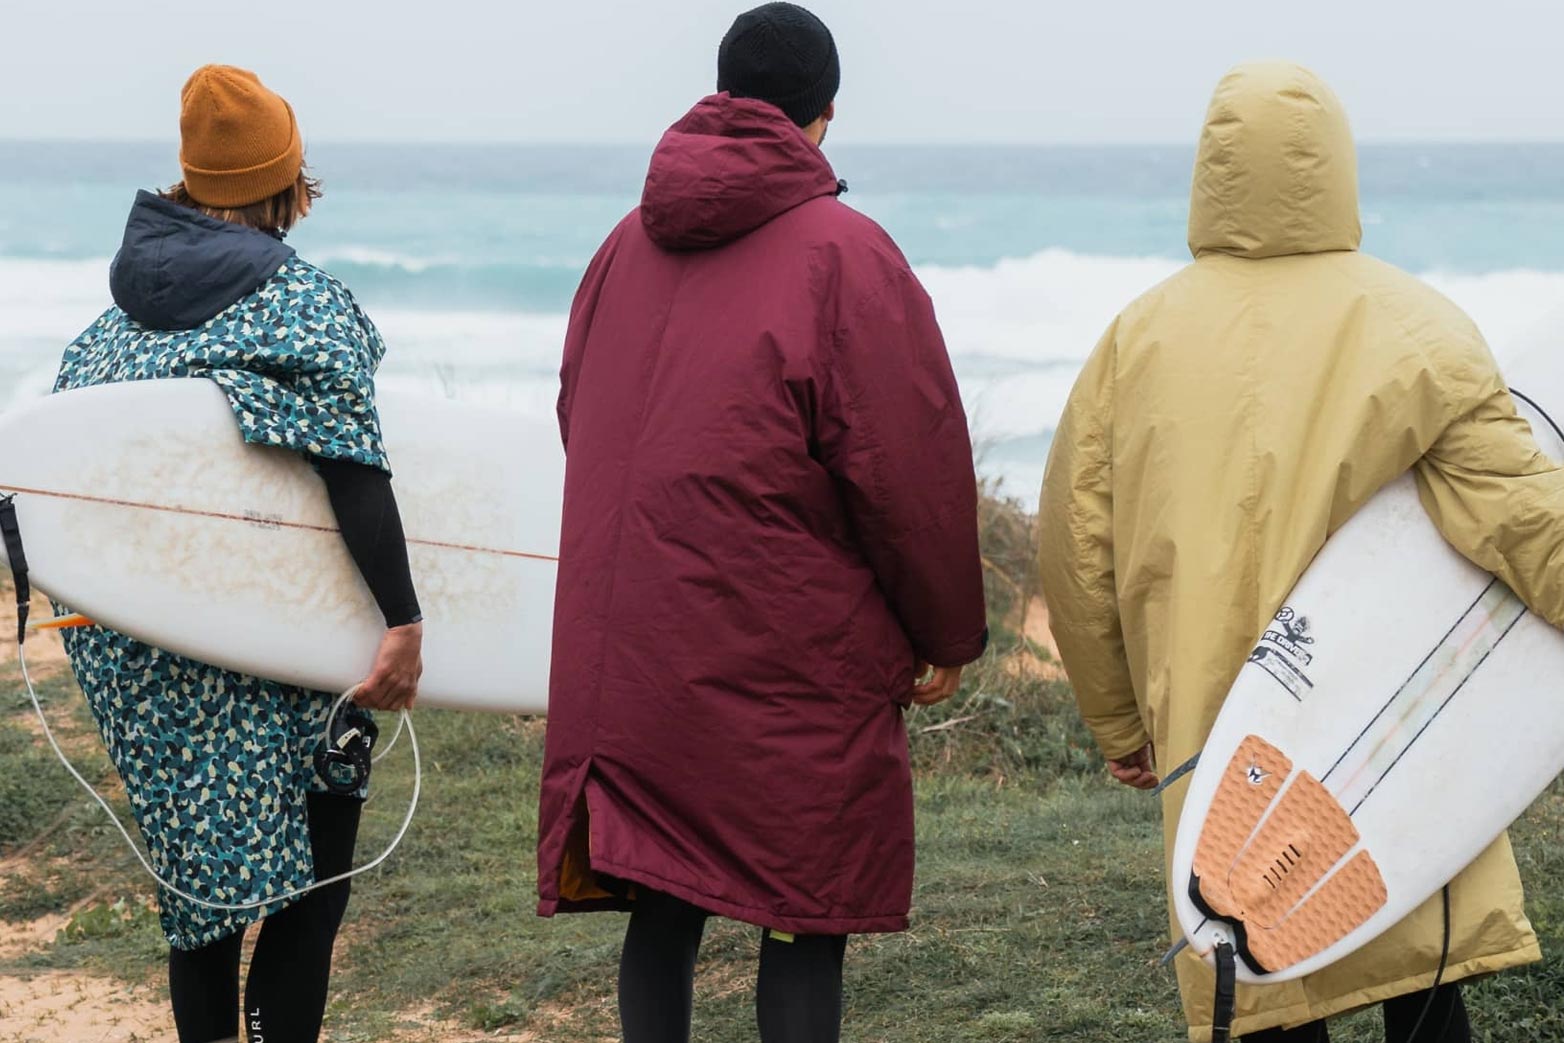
[19,641,420,912]
[375,707,405,763]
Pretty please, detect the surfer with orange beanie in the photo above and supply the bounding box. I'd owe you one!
[1037,63,1564,1042]
[535,5,988,1042]
[49,66,422,1043]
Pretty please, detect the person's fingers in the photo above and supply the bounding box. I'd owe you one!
[1108,760,1159,789]
[354,670,409,711]
[910,666,960,705]
[911,681,957,706]
[1112,746,1156,778]
[1118,767,1159,790]
[376,676,411,712]
[353,679,383,709]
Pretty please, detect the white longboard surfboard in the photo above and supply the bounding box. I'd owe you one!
[0,378,561,714]
[1171,327,1564,984]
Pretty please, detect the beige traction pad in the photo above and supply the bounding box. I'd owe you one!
[1191,735,1387,974]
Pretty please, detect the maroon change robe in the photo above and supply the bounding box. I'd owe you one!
[537,94,987,935]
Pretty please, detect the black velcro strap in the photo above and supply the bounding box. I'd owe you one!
[313,711,380,796]
[0,495,29,644]
[1211,941,1237,1043]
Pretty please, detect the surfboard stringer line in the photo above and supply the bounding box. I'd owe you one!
[1190,734,1388,975]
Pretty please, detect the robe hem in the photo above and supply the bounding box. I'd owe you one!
[539,856,910,936]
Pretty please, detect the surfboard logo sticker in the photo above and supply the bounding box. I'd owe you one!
[1249,607,1315,701]
[242,509,285,532]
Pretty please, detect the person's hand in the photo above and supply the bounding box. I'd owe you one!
[1107,742,1159,790]
[911,662,964,706]
[353,622,423,711]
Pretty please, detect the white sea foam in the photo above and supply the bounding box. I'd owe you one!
[309,246,444,273]
[3,252,1561,495]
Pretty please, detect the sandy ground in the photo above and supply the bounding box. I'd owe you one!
[0,971,174,1043]
[1017,595,1065,680]
[0,967,561,1043]
[0,912,520,1043]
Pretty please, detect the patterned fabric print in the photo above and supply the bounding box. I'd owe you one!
[58,256,390,472]
[54,256,386,950]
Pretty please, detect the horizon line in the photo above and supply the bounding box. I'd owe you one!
[3,136,1563,150]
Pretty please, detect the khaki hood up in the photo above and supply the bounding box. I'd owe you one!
[1039,62,1562,1040]
[1187,62,1361,260]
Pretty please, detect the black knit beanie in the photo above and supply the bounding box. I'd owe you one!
[717,2,839,128]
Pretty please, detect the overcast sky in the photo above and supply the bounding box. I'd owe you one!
[2,0,1557,145]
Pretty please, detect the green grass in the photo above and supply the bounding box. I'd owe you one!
[5,509,1564,1041]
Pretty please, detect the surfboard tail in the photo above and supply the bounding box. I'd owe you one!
[1191,734,1387,975]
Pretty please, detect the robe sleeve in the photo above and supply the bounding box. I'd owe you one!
[1415,341,1564,628]
[1036,321,1147,760]
[815,266,988,668]
[558,223,626,452]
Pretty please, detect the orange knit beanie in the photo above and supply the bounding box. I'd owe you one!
[179,65,303,208]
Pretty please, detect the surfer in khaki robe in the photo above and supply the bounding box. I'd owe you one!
[1038,62,1563,1041]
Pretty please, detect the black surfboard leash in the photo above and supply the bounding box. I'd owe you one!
[1152,751,1201,796]
[1210,941,1237,1042]
[1510,387,1564,447]
[1402,885,1453,1043]
[0,494,30,644]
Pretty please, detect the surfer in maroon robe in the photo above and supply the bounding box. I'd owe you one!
[535,5,988,1041]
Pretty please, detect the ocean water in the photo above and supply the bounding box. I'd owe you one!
[3,141,1562,497]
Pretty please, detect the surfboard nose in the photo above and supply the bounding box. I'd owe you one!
[1191,734,1388,974]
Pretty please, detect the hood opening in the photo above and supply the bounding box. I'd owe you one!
[109,190,295,330]
[640,93,843,251]
[1188,62,1363,261]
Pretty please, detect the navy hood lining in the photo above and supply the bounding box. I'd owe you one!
[109,190,296,331]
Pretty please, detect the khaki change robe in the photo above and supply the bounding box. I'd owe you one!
[1038,62,1561,1039]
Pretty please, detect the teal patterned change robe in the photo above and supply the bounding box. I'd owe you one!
[55,201,392,949]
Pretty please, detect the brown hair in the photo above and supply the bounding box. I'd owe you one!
[162,166,323,235]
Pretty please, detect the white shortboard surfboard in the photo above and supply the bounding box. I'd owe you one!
[1170,331,1564,984]
[0,378,560,714]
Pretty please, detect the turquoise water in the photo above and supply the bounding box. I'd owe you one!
[3,141,1561,494]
